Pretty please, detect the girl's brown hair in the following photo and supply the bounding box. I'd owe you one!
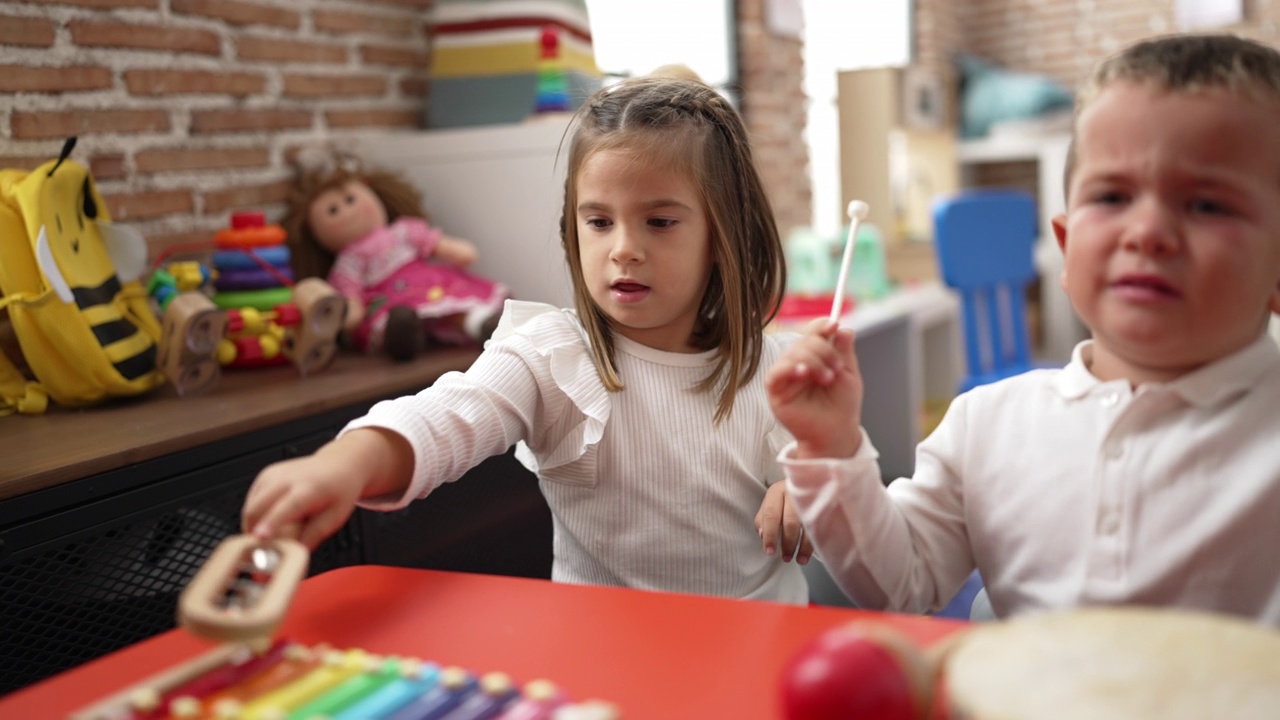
[284,157,428,281]
[560,75,786,422]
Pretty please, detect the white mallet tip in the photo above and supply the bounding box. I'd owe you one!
[847,200,869,221]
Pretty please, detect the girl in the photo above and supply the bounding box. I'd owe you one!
[243,75,813,603]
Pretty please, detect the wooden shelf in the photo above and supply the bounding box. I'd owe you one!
[0,348,480,500]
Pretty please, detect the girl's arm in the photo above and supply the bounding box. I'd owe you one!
[242,427,413,549]
[343,337,547,508]
[243,334,547,549]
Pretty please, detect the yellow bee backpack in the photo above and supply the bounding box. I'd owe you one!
[0,138,166,415]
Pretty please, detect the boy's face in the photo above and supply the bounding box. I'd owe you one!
[1052,80,1280,383]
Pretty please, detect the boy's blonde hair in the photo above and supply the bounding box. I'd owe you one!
[561,75,786,423]
[1066,34,1280,192]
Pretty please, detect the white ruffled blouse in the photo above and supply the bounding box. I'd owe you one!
[348,300,807,603]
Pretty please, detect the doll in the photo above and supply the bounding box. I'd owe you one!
[284,150,509,361]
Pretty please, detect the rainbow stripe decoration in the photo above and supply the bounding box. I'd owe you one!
[427,0,601,128]
[70,640,621,720]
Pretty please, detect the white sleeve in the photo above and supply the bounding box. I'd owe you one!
[345,338,544,510]
[781,398,975,613]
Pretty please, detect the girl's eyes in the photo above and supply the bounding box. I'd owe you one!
[580,216,680,230]
[345,194,357,205]
[327,203,341,216]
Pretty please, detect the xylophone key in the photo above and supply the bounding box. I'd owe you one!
[283,654,403,720]
[238,648,367,720]
[382,666,478,720]
[437,672,519,720]
[492,679,567,720]
[329,660,441,720]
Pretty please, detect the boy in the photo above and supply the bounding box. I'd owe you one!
[766,33,1280,624]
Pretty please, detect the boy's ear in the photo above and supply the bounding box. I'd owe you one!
[1051,213,1069,289]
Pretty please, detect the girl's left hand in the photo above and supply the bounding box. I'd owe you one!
[755,481,812,564]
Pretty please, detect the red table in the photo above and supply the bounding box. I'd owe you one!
[0,566,967,719]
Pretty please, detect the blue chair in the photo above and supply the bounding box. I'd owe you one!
[933,189,1054,394]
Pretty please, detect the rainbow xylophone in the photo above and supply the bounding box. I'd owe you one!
[68,536,619,720]
[68,639,619,720]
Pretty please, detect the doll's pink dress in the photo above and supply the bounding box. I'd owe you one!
[326,217,509,350]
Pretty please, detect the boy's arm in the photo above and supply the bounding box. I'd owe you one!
[782,412,976,615]
[767,319,974,613]
[764,320,863,459]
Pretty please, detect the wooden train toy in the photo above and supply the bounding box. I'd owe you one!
[68,536,620,720]
[149,212,346,397]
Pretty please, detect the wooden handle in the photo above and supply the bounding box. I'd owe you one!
[178,534,309,643]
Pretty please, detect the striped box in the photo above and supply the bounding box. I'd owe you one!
[428,0,602,128]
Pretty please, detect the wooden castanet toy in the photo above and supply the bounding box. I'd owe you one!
[178,534,309,644]
[67,536,621,720]
[778,606,1280,720]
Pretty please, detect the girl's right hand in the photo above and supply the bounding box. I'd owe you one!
[241,428,413,549]
[766,318,864,459]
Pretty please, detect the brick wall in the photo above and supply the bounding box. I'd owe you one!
[955,0,1280,92]
[0,0,814,265]
[915,0,1280,198]
[736,0,812,239]
[0,0,432,260]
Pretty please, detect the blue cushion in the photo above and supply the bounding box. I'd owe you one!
[957,54,1074,139]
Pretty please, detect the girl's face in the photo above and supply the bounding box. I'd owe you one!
[575,149,714,352]
[308,179,388,253]
[1053,80,1280,384]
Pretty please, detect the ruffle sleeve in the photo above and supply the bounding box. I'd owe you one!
[492,300,610,487]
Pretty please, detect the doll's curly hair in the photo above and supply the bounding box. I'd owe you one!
[284,161,428,281]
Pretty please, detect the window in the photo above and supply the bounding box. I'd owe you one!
[585,1,736,89]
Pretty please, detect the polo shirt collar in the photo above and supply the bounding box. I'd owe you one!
[1051,332,1280,407]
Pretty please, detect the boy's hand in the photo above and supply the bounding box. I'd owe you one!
[766,318,864,459]
[241,428,413,550]
[755,481,812,564]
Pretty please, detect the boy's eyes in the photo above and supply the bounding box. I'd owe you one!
[1188,198,1232,215]
[1086,189,1128,205]
[1081,191,1236,216]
